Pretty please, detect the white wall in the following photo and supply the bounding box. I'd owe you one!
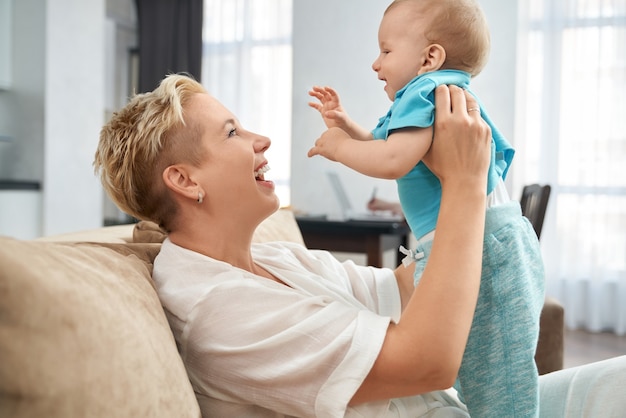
[43,0,106,236]
[291,0,519,216]
[0,0,45,182]
[0,0,106,238]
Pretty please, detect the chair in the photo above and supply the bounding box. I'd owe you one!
[520,184,551,240]
[519,185,563,374]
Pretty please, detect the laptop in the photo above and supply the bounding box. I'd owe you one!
[326,171,404,222]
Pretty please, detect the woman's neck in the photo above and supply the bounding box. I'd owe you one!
[168,220,255,268]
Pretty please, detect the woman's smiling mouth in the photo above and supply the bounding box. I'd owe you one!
[254,164,270,181]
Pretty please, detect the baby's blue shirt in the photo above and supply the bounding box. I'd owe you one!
[371,70,514,238]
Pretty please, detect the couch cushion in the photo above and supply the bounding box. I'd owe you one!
[252,208,305,245]
[132,208,306,246]
[0,238,200,417]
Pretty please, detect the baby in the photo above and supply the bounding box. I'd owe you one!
[308,1,545,416]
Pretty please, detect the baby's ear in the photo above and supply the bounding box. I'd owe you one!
[420,44,446,74]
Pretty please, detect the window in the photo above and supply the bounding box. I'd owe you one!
[202,0,293,206]
[516,0,626,333]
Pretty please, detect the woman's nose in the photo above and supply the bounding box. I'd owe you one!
[254,132,271,152]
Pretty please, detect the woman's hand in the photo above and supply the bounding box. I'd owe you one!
[422,85,491,188]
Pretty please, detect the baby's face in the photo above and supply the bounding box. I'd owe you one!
[372,2,433,100]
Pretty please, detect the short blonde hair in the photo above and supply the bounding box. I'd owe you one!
[94,74,206,230]
[387,0,491,77]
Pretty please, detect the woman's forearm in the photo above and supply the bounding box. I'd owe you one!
[357,181,485,403]
[352,85,491,404]
[407,178,486,368]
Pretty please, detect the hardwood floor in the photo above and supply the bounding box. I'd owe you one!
[563,328,626,368]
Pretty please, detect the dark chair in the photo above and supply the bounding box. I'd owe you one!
[520,184,563,374]
[520,184,551,240]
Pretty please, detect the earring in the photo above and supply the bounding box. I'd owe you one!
[197,192,203,204]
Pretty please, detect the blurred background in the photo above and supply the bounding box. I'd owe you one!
[0,0,624,340]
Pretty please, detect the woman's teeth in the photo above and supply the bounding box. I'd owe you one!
[254,165,270,180]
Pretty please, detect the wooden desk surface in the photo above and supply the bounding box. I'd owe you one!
[295,216,410,267]
[295,217,408,233]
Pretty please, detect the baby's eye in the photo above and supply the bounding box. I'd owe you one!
[228,128,237,137]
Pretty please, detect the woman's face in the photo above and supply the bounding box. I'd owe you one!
[185,93,280,222]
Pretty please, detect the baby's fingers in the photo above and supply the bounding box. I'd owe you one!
[308,101,322,111]
[324,86,340,98]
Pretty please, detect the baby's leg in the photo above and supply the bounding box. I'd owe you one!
[413,204,545,417]
[454,212,545,417]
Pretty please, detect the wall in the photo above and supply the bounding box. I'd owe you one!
[291,0,519,217]
[43,0,106,236]
[0,0,45,182]
[0,0,130,238]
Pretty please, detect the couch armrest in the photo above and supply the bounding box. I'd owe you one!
[535,297,565,375]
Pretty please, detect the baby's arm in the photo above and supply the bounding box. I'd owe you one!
[308,126,433,180]
[308,86,373,141]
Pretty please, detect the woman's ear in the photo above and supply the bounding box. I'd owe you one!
[162,165,201,202]
[418,44,446,75]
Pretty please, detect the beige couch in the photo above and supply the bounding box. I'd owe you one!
[0,209,563,417]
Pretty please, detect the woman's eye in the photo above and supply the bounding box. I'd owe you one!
[228,128,237,137]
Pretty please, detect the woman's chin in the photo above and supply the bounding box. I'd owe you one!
[259,183,280,207]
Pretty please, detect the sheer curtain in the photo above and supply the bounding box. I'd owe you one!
[201,0,293,206]
[515,0,626,335]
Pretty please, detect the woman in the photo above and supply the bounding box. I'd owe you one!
[94,74,625,417]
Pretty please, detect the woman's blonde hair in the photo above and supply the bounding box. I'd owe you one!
[94,74,206,230]
[387,0,491,77]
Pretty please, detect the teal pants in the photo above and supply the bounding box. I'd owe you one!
[414,202,545,417]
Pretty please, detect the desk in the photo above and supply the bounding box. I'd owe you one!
[295,217,410,268]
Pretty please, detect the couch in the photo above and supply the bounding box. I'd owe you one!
[0,209,564,417]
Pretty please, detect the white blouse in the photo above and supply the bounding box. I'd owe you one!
[153,239,467,418]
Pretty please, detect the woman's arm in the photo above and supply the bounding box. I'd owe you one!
[352,85,492,404]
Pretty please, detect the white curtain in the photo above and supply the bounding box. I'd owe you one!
[515,0,626,334]
[201,0,293,206]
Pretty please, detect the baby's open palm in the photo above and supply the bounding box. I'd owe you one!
[308,86,350,130]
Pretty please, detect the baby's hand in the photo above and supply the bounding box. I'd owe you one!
[308,86,350,130]
[307,127,351,161]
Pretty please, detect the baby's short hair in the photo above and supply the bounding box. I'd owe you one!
[387,0,491,76]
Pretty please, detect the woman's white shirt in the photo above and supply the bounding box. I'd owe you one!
[152,238,467,417]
